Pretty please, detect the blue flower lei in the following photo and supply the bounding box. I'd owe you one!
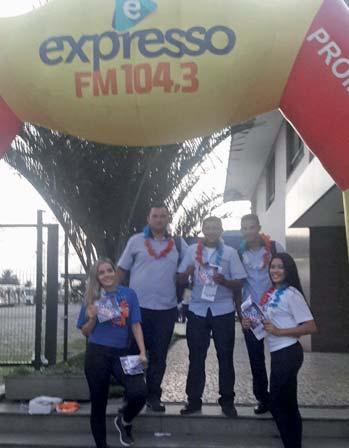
[143,225,152,239]
[239,239,248,253]
[239,234,271,253]
[143,225,170,239]
[214,241,224,266]
[268,284,288,308]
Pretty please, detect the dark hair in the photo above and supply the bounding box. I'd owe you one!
[148,204,169,215]
[269,253,304,296]
[241,214,260,226]
[202,216,223,227]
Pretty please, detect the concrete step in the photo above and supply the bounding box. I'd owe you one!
[0,401,348,446]
[0,433,349,448]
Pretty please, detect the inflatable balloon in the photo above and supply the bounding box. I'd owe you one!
[0,97,21,159]
[345,191,349,255]
[0,0,349,191]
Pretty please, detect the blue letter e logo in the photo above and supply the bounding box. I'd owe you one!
[112,0,158,32]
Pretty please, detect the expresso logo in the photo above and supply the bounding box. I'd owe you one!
[39,1,236,72]
[112,0,158,32]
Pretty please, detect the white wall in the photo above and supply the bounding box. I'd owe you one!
[286,157,335,228]
[253,124,287,247]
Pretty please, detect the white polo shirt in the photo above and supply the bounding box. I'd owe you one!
[263,286,314,352]
[117,233,187,310]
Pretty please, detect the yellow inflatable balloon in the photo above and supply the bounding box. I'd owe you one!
[0,0,322,146]
[1,0,349,192]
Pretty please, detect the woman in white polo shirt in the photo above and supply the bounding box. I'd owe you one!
[243,252,317,448]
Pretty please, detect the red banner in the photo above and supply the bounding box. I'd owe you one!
[0,97,22,158]
[281,0,349,190]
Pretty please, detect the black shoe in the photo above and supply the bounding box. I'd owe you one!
[114,416,134,446]
[125,424,134,444]
[180,402,202,415]
[146,398,166,412]
[221,404,238,418]
[254,402,269,415]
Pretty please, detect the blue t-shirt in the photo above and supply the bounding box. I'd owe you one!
[76,286,141,349]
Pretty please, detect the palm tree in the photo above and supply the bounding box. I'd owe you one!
[6,125,236,270]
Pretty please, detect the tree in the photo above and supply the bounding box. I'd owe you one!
[0,269,20,285]
[5,114,258,271]
[174,192,229,237]
[5,124,236,270]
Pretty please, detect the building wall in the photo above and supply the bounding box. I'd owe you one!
[245,119,348,353]
[286,157,335,228]
[254,124,286,247]
[286,227,312,351]
[310,227,349,353]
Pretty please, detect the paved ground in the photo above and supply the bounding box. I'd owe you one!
[162,323,349,407]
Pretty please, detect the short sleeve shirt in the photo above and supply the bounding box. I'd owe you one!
[178,243,246,317]
[117,233,188,310]
[262,286,314,352]
[241,241,284,304]
[76,286,141,349]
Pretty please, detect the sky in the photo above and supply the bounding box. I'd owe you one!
[0,0,42,17]
[0,1,250,282]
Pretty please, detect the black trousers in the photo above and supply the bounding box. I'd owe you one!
[185,309,236,407]
[244,329,270,404]
[85,343,147,448]
[140,307,177,400]
[270,342,304,448]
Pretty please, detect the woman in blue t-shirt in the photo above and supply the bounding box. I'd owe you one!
[77,258,147,448]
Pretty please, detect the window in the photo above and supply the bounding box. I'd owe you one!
[266,154,275,209]
[286,123,304,177]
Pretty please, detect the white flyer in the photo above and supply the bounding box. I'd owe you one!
[95,297,120,323]
[241,296,267,340]
[199,264,221,301]
[120,355,144,375]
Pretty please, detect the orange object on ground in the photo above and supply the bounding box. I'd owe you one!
[56,401,80,414]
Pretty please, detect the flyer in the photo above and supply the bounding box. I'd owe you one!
[95,297,121,323]
[199,264,222,302]
[120,355,144,376]
[241,296,267,340]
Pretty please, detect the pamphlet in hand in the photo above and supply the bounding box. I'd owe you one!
[120,355,144,375]
[241,296,267,340]
[200,264,222,302]
[95,297,120,323]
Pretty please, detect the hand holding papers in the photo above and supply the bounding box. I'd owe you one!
[241,296,267,340]
[200,264,222,302]
[120,355,145,376]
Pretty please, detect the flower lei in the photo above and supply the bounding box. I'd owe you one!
[260,284,288,309]
[239,233,273,270]
[260,287,275,307]
[195,239,224,266]
[143,225,174,259]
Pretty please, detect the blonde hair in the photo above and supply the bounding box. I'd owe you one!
[85,258,116,306]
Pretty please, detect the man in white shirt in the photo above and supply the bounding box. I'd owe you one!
[239,214,284,414]
[178,216,246,417]
[117,205,187,412]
